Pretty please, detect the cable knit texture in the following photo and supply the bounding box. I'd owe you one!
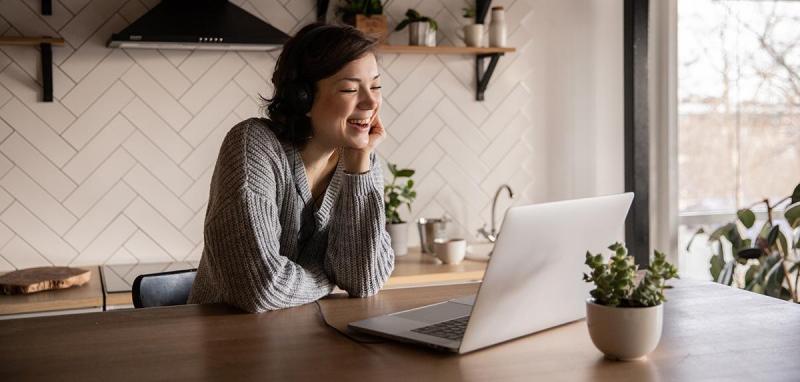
[188,118,395,312]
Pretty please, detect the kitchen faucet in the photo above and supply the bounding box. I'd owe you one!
[477,184,514,243]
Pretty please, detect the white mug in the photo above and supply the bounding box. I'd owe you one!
[457,24,484,47]
[434,238,467,265]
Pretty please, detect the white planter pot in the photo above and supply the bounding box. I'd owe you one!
[585,299,663,361]
[386,222,408,256]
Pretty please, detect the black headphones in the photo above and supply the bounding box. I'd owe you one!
[284,23,340,114]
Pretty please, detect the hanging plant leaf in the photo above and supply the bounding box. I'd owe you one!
[736,247,763,260]
[791,182,800,204]
[766,225,780,247]
[784,201,800,229]
[737,208,756,228]
[709,253,725,280]
[716,261,735,285]
[709,223,735,242]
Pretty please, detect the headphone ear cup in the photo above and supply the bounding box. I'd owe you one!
[297,83,312,112]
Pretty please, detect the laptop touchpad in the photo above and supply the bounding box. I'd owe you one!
[393,302,472,324]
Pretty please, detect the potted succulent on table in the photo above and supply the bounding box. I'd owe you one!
[383,163,416,256]
[336,0,388,40]
[394,9,438,46]
[583,242,679,361]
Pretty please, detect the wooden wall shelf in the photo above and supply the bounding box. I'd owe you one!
[0,37,64,102]
[377,45,515,55]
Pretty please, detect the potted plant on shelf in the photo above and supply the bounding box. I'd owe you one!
[394,9,438,46]
[336,0,388,41]
[686,182,800,302]
[583,242,679,361]
[384,162,416,256]
[459,4,484,47]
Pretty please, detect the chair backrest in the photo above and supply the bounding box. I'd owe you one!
[132,269,197,308]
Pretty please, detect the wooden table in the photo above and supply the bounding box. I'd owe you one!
[0,266,103,319]
[2,278,798,381]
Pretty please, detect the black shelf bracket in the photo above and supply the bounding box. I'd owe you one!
[42,0,52,15]
[40,42,53,102]
[316,0,329,22]
[475,53,502,101]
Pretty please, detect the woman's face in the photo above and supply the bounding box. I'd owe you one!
[308,53,381,150]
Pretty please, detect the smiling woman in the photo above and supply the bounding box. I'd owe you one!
[187,23,395,313]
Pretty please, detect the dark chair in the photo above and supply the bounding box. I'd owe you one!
[132,269,197,308]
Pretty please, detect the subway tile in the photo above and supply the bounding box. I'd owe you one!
[60,15,126,83]
[181,206,205,245]
[121,98,192,162]
[62,81,134,150]
[0,64,75,133]
[122,131,193,195]
[434,97,488,154]
[389,112,443,167]
[179,52,245,114]
[124,231,174,263]
[0,99,76,167]
[0,236,51,269]
[0,202,77,265]
[123,165,193,227]
[181,113,237,179]
[71,215,137,266]
[63,115,134,183]
[180,82,245,146]
[0,0,58,37]
[61,49,133,115]
[181,166,213,212]
[121,64,192,130]
[64,182,136,251]
[178,50,222,83]
[387,84,443,142]
[124,198,194,259]
[0,134,76,201]
[63,149,135,216]
[60,0,127,48]
[0,167,77,235]
[125,47,191,98]
[388,55,442,112]
[434,126,489,183]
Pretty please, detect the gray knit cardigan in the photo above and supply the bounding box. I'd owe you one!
[187,118,395,312]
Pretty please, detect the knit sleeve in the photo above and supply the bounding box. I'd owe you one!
[202,188,334,312]
[325,153,395,297]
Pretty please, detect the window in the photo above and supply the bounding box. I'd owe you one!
[678,0,800,278]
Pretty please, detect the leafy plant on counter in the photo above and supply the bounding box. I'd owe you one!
[383,163,416,224]
[336,0,384,25]
[394,9,438,32]
[583,242,679,307]
[687,182,800,303]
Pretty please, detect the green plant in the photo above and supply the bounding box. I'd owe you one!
[462,5,476,19]
[687,182,800,303]
[394,9,438,32]
[336,0,384,25]
[383,163,416,224]
[583,242,679,307]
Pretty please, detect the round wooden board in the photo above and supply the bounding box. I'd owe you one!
[0,266,91,295]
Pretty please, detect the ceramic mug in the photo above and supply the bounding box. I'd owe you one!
[434,238,467,264]
[457,24,484,47]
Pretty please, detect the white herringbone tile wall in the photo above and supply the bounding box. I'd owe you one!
[0,0,624,270]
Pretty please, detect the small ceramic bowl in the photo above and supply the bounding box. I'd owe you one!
[433,238,467,264]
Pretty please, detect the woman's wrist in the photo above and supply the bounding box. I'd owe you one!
[342,148,371,173]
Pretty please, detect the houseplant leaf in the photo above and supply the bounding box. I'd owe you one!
[736,247,762,260]
[784,201,800,229]
[685,227,705,251]
[791,182,800,204]
[737,208,756,229]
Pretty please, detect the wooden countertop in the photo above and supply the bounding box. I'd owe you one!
[2,248,486,313]
[2,279,798,381]
[0,266,103,315]
[106,248,486,307]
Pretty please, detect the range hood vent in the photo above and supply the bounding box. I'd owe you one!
[108,0,290,51]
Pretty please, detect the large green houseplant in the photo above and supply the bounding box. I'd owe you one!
[383,163,416,256]
[687,182,800,303]
[583,242,678,360]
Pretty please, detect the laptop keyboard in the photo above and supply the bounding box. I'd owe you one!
[411,315,470,341]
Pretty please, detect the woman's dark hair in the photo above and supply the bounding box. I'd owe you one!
[262,23,379,147]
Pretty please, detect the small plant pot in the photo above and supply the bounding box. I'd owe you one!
[355,14,388,41]
[386,222,408,256]
[585,299,663,361]
[408,21,429,46]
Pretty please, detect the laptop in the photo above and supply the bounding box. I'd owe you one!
[348,193,634,354]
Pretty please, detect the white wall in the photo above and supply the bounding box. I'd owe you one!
[0,0,623,270]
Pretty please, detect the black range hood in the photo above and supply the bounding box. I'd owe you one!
[108,0,290,51]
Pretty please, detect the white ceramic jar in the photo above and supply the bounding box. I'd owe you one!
[489,6,507,47]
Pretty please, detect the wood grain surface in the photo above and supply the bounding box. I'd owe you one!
[0,267,102,315]
[1,279,798,381]
[0,266,91,295]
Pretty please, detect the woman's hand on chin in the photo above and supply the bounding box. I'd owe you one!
[342,111,385,173]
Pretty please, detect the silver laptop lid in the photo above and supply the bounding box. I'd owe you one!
[459,193,633,353]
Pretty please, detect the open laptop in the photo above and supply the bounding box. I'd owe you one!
[348,193,634,354]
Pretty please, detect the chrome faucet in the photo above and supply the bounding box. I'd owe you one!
[478,184,514,243]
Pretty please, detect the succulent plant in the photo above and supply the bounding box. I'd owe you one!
[583,242,678,307]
